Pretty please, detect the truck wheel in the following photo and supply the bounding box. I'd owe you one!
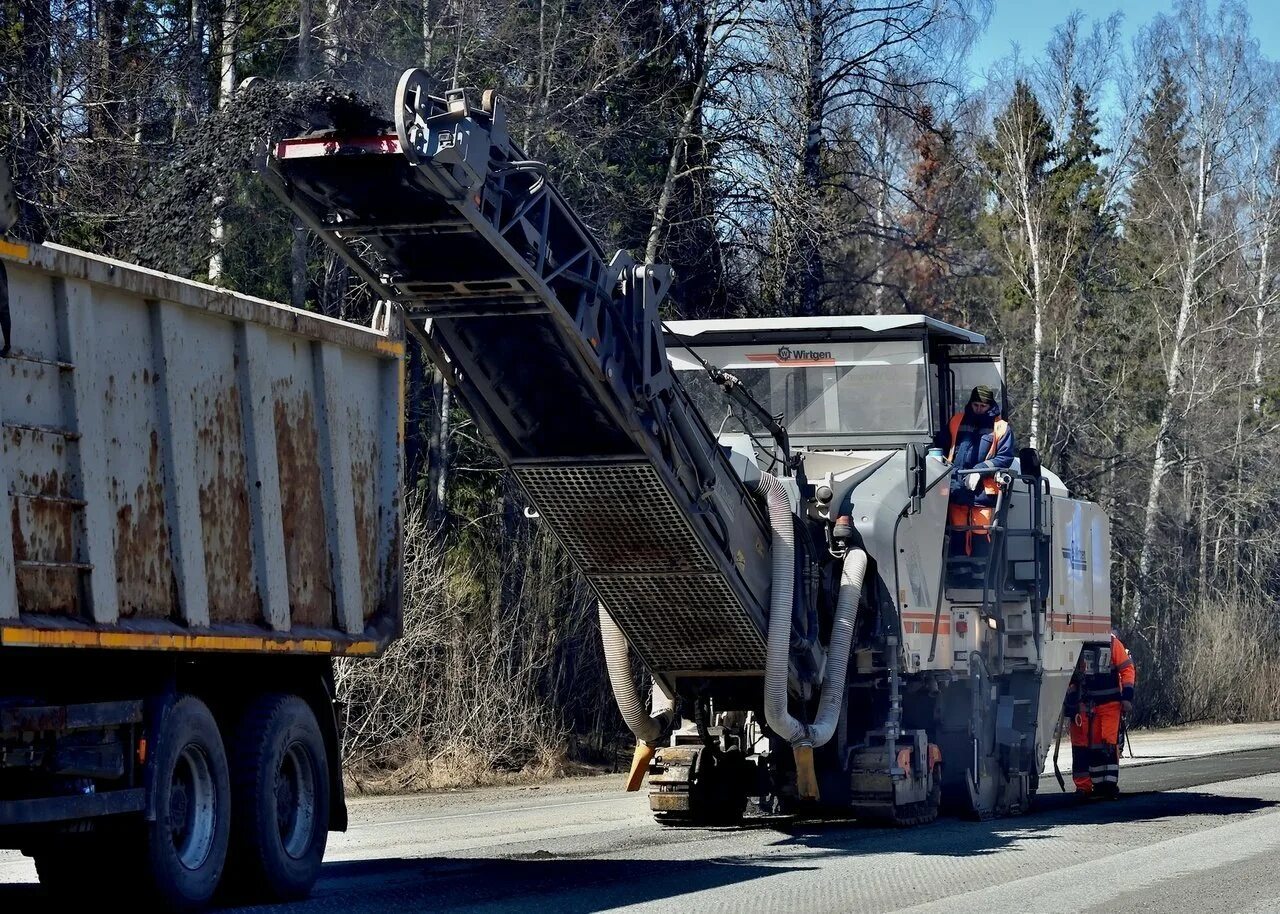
[227,694,330,902]
[140,695,232,910]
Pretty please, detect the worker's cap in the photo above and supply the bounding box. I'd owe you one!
[969,385,997,406]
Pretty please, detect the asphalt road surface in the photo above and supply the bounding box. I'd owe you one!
[4,732,1280,912]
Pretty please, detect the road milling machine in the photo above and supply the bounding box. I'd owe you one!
[263,69,1112,824]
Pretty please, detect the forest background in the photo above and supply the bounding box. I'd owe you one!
[4,0,1278,787]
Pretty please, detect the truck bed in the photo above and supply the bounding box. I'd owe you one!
[0,239,403,655]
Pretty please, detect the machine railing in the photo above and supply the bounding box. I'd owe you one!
[945,468,1052,667]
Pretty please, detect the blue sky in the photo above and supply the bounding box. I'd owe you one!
[967,0,1280,80]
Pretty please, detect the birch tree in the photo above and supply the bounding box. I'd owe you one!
[1244,138,1280,415]
[290,0,315,310]
[206,0,238,283]
[978,81,1055,448]
[1130,0,1267,626]
[644,0,747,266]
[977,17,1120,450]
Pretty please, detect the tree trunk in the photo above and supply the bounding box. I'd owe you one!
[219,0,238,98]
[1230,397,1244,592]
[290,224,308,308]
[645,42,710,265]
[498,474,525,614]
[325,0,344,73]
[403,340,429,491]
[872,109,891,315]
[179,0,208,134]
[434,379,452,514]
[299,0,312,77]
[92,0,126,140]
[1252,210,1272,414]
[1104,407,1121,513]
[207,0,238,282]
[872,177,888,315]
[424,365,443,520]
[1016,179,1045,451]
[290,0,312,309]
[15,0,51,240]
[319,253,348,318]
[421,0,435,67]
[1196,462,1209,604]
[1030,294,1043,451]
[798,0,825,317]
[530,0,563,153]
[1056,358,1075,481]
[1133,226,1201,625]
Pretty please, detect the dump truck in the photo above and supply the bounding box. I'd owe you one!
[264,70,1109,826]
[0,229,403,908]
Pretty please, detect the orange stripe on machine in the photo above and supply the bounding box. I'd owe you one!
[1050,614,1113,634]
[901,612,951,635]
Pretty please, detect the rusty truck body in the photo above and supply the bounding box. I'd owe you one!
[0,238,403,908]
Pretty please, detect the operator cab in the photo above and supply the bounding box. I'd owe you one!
[665,315,1053,609]
[664,314,1003,453]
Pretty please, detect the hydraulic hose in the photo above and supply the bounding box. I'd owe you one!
[755,472,867,799]
[599,604,674,745]
[756,472,805,746]
[809,547,868,746]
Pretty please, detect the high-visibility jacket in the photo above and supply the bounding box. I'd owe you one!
[947,411,1011,500]
[1064,632,1136,714]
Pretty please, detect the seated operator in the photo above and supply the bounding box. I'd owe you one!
[936,385,1015,557]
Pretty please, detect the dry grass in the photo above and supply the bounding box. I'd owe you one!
[341,741,608,794]
[1131,596,1280,726]
[1171,598,1280,722]
[334,497,623,794]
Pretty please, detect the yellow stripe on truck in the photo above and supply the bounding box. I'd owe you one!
[0,626,379,656]
[0,238,31,261]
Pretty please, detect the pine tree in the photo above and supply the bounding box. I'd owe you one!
[1041,84,1117,483]
[1124,60,1189,296]
[902,107,987,325]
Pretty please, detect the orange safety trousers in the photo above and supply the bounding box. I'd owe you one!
[948,503,994,555]
[1069,701,1121,793]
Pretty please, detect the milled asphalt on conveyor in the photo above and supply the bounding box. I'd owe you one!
[4,742,1280,912]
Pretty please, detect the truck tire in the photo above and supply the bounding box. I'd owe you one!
[227,693,330,902]
[140,695,232,910]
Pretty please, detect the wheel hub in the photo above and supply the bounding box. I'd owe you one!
[170,744,216,870]
[275,741,317,859]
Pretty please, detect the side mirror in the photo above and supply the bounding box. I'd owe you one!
[1019,446,1042,479]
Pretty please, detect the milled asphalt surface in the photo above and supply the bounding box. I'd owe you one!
[4,724,1280,912]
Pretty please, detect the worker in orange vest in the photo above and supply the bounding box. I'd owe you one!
[1063,631,1137,798]
[937,385,1014,556]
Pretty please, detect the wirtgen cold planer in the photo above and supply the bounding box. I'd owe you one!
[263,69,1110,824]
